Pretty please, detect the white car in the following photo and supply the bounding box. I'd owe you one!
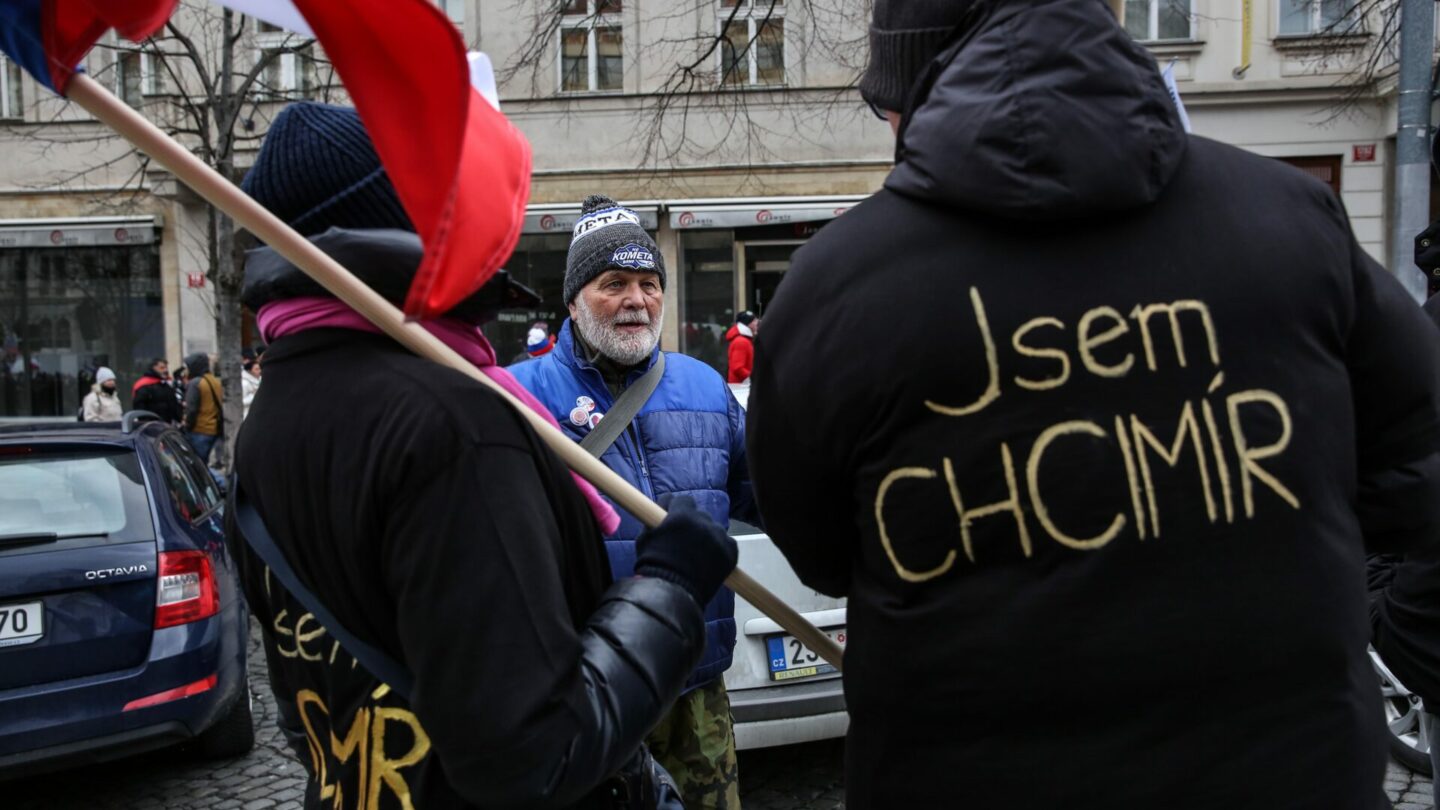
[722,519,848,750]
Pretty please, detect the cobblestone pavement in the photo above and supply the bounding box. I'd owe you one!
[2,619,1429,809]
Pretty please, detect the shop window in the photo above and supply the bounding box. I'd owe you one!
[1123,0,1192,41]
[720,0,785,87]
[0,56,22,120]
[1278,0,1357,36]
[0,245,163,419]
[679,230,736,375]
[1277,155,1342,196]
[559,1,623,93]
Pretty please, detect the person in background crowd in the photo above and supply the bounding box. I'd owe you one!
[229,101,736,809]
[511,321,557,365]
[510,194,756,810]
[182,351,224,465]
[242,351,262,421]
[81,366,123,422]
[724,310,757,385]
[172,364,189,417]
[745,1,1440,808]
[133,358,183,424]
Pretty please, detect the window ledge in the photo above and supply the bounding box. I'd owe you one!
[1272,32,1370,52]
[1143,39,1205,56]
[555,89,628,97]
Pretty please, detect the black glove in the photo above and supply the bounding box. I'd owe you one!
[634,496,738,607]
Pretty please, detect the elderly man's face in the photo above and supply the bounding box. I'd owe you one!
[569,269,664,366]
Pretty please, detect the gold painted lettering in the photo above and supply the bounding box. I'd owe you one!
[368,708,432,810]
[1026,421,1126,550]
[1226,389,1301,517]
[296,690,334,801]
[1078,306,1135,378]
[1012,316,1071,391]
[875,467,955,582]
[1130,300,1221,371]
[1130,402,1217,537]
[942,448,1032,562]
[294,613,328,663]
[926,287,1001,417]
[1200,396,1235,524]
[272,609,298,659]
[1114,414,1147,540]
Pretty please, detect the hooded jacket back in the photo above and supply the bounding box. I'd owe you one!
[747,1,1440,807]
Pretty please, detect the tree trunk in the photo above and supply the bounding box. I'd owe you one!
[212,205,245,472]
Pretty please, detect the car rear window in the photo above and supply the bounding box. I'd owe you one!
[0,448,153,542]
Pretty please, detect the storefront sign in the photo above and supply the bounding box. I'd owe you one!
[0,218,159,249]
[670,205,853,229]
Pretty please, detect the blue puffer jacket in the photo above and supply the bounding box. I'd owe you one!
[510,319,757,689]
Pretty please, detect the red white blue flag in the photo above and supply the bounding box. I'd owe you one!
[0,0,531,320]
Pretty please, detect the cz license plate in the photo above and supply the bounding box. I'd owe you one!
[0,601,43,648]
[766,627,846,682]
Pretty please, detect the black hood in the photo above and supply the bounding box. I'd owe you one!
[885,0,1187,220]
[242,227,540,323]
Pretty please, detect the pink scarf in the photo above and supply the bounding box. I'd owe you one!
[258,297,621,536]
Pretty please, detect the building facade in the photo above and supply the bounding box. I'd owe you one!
[0,0,1432,419]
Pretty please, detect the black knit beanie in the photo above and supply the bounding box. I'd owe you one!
[562,194,665,304]
[859,0,976,114]
[240,102,413,236]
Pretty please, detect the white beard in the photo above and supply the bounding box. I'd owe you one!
[573,296,663,366]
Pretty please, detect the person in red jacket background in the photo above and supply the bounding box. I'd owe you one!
[724,310,756,384]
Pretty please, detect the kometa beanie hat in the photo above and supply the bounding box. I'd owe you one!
[241,102,413,236]
[562,194,665,304]
[859,0,975,113]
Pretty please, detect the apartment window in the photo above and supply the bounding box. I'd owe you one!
[1123,0,1192,41]
[258,39,318,99]
[116,51,143,106]
[1278,0,1356,36]
[720,0,785,87]
[0,57,21,120]
[559,0,623,93]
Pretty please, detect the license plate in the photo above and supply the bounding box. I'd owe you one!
[766,627,846,682]
[0,601,43,648]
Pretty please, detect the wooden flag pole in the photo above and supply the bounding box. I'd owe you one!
[65,73,843,671]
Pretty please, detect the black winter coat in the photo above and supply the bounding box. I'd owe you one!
[747,1,1440,807]
[1369,295,1440,705]
[133,379,181,424]
[227,234,707,809]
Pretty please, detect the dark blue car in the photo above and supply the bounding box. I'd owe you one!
[0,411,252,777]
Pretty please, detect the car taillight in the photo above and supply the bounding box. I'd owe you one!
[154,550,219,628]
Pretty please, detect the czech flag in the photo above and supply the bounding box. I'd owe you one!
[0,0,531,321]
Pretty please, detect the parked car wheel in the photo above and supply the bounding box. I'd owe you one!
[193,675,255,760]
[1371,648,1433,776]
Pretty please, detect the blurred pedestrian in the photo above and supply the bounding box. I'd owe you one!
[724,310,756,384]
[133,358,182,424]
[81,366,122,422]
[182,352,224,465]
[241,352,262,421]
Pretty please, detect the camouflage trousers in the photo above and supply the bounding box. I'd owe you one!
[646,679,740,810]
